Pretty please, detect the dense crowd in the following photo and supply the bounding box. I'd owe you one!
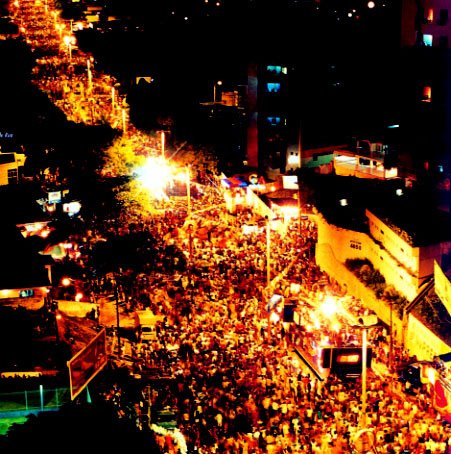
[92,203,450,454]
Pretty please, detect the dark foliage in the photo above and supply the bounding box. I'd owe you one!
[0,400,161,452]
[0,306,71,372]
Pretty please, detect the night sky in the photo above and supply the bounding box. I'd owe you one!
[71,0,402,141]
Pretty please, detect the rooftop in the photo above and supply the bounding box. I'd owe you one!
[304,173,451,246]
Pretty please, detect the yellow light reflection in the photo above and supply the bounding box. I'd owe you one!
[427,367,437,385]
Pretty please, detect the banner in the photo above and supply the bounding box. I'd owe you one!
[67,328,108,400]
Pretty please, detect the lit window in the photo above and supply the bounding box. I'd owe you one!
[422,86,432,102]
[336,354,360,364]
[427,8,434,23]
[7,168,18,183]
[267,116,281,125]
[267,65,282,74]
[266,82,281,93]
[423,34,433,46]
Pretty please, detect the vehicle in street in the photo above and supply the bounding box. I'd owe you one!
[136,310,163,342]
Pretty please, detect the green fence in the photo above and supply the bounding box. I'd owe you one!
[0,387,71,416]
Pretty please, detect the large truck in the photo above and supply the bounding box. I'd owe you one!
[136,310,163,342]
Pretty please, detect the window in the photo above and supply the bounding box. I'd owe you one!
[7,168,18,184]
[267,116,281,125]
[422,86,432,103]
[19,289,34,297]
[426,8,434,23]
[267,65,282,74]
[438,9,448,25]
[423,34,433,46]
[438,36,448,48]
[266,82,281,93]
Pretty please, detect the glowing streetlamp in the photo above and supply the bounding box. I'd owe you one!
[61,277,84,302]
[61,277,72,287]
[213,80,222,103]
[63,34,76,62]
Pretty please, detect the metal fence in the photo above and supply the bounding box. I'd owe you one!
[0,387,71,417]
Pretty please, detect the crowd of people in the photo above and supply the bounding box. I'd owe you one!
[7,1,451,452]
[90,202,450,454]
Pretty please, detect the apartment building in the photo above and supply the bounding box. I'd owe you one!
[399,0,451,177]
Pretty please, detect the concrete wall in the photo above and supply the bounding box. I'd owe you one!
[367,209,441,283]
[316,212,437,301]
[316,241,450,360]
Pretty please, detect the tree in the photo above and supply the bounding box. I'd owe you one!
[0,400,162,452]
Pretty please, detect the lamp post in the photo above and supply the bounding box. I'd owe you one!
[389,300,393,372]
[186,166,191,218]
[355,314,378,429]
[122,106,127,133]
[161,130,165,159]
[297,190,302,236]
[265,216,272,336]
[87,57,93,92]
[213,80,222,103]
[113,276,122,357]
[266,215,271,290]
[361,326,368,428]
[63,34,75,62]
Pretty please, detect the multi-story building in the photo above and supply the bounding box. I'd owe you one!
[0,151,26,185]
[247,62,295,175]
[400,0,451,177]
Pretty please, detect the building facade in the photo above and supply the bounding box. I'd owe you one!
[0,152,26,185]
[315,208,446,301]
[399,0,451,176]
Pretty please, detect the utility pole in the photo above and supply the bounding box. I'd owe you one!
[389,300,393,372]
[266,216,271,290]
[114,277,121,357]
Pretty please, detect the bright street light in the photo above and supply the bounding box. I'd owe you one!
[63,34,76,62]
